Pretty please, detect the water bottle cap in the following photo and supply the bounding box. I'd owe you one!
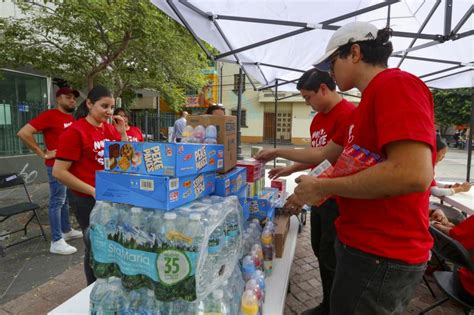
[213,289,224,299]
[147,290,155,297]
[164,212,177,220]
[189,213,201,220]
[131,207,142,214]
[261,230,273,244]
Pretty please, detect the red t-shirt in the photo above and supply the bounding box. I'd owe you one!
[310,99,355,148]
[56,118,122,196]
[332,68,436,264]
[449,216,474,296]
[29,109,74,167]
[126,126,144,142]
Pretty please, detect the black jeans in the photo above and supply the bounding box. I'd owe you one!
[67,190,96,285]
[331,239,426,315]
[310,199,339,313]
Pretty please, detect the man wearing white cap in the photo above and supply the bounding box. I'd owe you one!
[256,21,435,314]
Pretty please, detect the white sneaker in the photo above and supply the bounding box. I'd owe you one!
[62,228,83,241]
[50,239,77,255]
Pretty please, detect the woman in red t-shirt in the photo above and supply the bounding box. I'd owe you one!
[53,85,127,284]
[113,108,144,142]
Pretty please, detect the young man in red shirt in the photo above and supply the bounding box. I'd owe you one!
[17,87,83,255]
[267,68,354,315]
[256,21,435,314]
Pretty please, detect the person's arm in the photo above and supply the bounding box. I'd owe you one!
[268,162,311,179]
[294,140,433,204]
[255,140,343,165]
[112,115,128,141]
[431,186,455,197]
[52,159,95,197]
[17,124,56,159]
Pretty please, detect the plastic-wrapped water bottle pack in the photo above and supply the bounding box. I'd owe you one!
[89,195,243,304]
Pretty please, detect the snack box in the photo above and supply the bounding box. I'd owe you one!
[271,178,287,194]
[104,141,224,177]
[236,184,249,221]
[96,171,216,210]
[247,187,279,221]
[213,167,247,197]
[236,159,265,183]
[187,115,237,173]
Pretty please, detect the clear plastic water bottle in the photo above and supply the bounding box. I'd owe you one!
[198,289,228,315]
[261,229,274,276]
[203,125,217,144]
[250,218,262,233]
[242,255,256,282]
[252,270,266,294]
[99,281,125,314]
[246,279,264,310]
[192,125,206,143]
[224,210,240,253]
[250,247,263,271]
[206,209,225,279]
[161,212,178,248]
[89,278,108,315]
[182,125,194,143]
[141,289,158,315]
[240,289,259,315]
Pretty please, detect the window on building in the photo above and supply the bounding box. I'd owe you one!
[233,74,246,93]
[231,109,247,127]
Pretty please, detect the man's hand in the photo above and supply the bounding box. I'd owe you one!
[268,166,293,179]
[283,194,305,216]
[294,175,330,206]
[254,149,278,163]
[44,149,57,160]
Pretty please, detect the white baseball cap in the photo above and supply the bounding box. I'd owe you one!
[313,21,379,71]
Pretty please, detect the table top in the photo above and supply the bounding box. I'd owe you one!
[438,188,474,216]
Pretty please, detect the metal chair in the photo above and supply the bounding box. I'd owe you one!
[0,173,47,251]
[420,225,474,314]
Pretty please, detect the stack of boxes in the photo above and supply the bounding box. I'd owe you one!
[212,166,249,219]
[96,141,224,209]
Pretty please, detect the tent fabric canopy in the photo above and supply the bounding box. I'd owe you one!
[152,0,473,91]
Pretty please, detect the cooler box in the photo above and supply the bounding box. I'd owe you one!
[104,141,224,177]
[96,171,216,210]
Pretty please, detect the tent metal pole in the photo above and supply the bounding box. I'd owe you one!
[321,0,399,25]
[218,62,223,103]
[215,28,312,60]
[254,62,306,73]
[237,68,244,160]
[178,0,210,18]
[396,0,441,68]
[450,5,473,36]
[424,69,473,83]
[259,78,299,91]
[211,19,258,91]
[274,79,278,168]
[393,40,444,55]
[444,0,453,37]
[455,29,474,40]
[256,64,270,86]
[391,55,461,65]
[386,3,391,27]
[466,94,473,182]
[419,65,464,80]
[166,0,214,59]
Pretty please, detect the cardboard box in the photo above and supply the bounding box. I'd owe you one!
[213,167,247,197]
[236,159,264,182]
[96,171,216,210]
[274,214,290,258]
[236,184,249,221]
[247,187,279,221]
[187,115,237,173]
[104,141,223,177]
[271,178,287,194]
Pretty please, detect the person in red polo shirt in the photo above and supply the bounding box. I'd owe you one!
[17,87,83,255]
[256,21,435,314]
[261,68,354,315]
[53,85,127,284]
[433,216,474,297]
[113,108,144,142]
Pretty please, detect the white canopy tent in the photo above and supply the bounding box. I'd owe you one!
[152,0,473,179]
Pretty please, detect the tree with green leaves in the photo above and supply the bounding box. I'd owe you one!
[432,88,472,135]
[0,0,208,109]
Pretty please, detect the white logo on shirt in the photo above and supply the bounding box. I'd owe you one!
[63,122,72,129]
[311,129,328,147]
[93,139,109,165]
[348,124,355,144]
[128,136,138,142]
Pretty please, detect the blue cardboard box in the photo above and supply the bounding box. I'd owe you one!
[247,187,279,221]
[236,184,249,221]
[96,171,216,210]
[213,167,247,197]
[104,141,224,177]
